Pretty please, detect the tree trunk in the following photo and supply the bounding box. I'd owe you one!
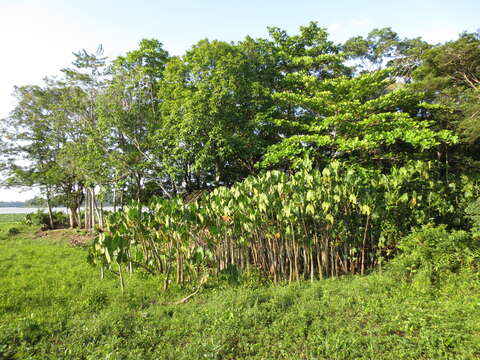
[91,187,103,228]
[90,187,95,229]
[215,159,222,186]
[46,192,54,230]
[113,185,117,213]
[136,173,142,202]
[68,206,79,228]
[84,189,90,230]
[120,189,124,210]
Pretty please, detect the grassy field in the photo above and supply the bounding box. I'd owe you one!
[0,213,26,224]
[1,219,479,359]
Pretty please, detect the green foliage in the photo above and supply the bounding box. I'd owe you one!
[0,214,25,224]
[218,264,242,286]
[466,198,480,236]
[1,228,480,359]
[96,39,170,201]
[3,23,478,220]
[261,68,456,168]
[24,196,49,207]
[344,27,401,71]
[0,78,88,227]
[23,210,68,229]
[413,32,480,146]
[390,225,480,286]
[7,227,19,236]
[159,39,269,188]
[344,27,432,78]
[3,22,480,359]
[89,158,463,288]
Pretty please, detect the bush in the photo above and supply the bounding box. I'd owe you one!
[466,197,480,236]
[7,227,20,236]
[390,225,479,285]
[22,210,69,230]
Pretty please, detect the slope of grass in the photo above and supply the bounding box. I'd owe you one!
[1,223,479,359]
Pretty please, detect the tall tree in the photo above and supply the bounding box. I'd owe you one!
[410,32,480,178]
[261,69,456,169]
[97,39,170,202]
[159,39,268,190]
[413,32,480,141]
[59,46,109,227]
[344,27,431,79]
[0,83,84,228]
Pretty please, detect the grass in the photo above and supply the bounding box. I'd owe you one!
[0,213,25,224]
[1,221,479,359]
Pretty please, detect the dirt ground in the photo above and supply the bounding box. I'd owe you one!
[34,228,95,247]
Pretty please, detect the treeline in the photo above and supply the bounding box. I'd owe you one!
[1,24,479,235]
[0,197,54,208]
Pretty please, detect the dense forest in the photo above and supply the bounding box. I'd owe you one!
[1,23,480,286]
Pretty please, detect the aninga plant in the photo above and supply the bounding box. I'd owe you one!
[88,157,460,290]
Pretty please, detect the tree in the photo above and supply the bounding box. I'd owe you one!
[261,69,456,169]
[159,39,269,190]
[344,27,400,72]
[0,47,108,228]
[413,32,480,142]
[97,39,171,202]
[157,22,354,193]
[237,22,352,171]
[0,83,84,228]
[58,46,110,228]
[344,27,431,79]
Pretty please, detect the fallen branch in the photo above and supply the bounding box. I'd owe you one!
[173,287,201,304]
[171,275,208,305]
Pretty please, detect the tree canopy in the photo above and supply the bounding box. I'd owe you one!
[1,23,479,228]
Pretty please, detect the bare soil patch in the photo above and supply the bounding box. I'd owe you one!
[34,228,94,247]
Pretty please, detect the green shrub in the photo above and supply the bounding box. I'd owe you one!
[465,197,480,236]
[390,225,479,285]
[84,289,109,311]
[22,210,68,230]
[7,227,20,236]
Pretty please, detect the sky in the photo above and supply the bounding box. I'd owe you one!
[0,0,479,201]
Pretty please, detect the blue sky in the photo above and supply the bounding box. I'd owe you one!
[0,0,478,201]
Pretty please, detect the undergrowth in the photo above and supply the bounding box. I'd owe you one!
[0,223,479,359]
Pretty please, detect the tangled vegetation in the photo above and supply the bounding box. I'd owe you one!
[89,158,480,289]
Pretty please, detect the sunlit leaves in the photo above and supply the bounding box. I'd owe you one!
[89,158,456,287]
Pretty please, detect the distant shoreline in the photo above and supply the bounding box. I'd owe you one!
[0,202,33,208]
[0,206,114,214]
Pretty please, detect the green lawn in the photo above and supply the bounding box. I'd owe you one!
[1,222,479,359]
[0,213,25,224]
